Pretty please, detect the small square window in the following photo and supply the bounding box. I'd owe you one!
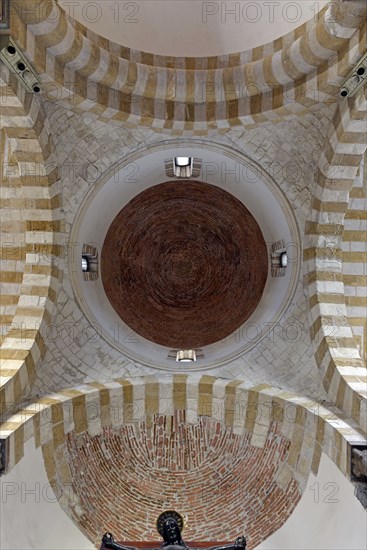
[164,157,202,179]
[82,255,89,272]
[173,157,193,177]
[82,245,99,281]
[175,157,191,167]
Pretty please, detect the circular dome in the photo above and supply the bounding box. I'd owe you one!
[71,140,300,369]
[101,181,268,348]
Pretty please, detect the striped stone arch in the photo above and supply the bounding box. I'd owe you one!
[305,86,367,430]
[10,0,367,133]
[342,154,367,366]
[0,63,62,414]
[0,376,365,547]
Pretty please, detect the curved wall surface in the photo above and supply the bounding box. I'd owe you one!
[58,0,329,57]
[1,441,365,550]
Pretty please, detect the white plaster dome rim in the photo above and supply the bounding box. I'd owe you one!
[70,139,301,370]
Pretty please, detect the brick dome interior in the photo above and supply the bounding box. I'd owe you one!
[101,181,268,348]
[61,413,301,548]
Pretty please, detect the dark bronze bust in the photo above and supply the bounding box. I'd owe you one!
[102,511,246,550]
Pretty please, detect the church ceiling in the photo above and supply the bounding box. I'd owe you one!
[0,1,366,546]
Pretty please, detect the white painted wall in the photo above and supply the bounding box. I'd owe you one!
[1,439,366,549]
[258,454,367,550]
[58,0,329,57]
[0,439,93,550]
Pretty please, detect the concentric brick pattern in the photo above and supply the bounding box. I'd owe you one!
[2,377,365,543]
[64,413,299,549]
[102,181,268,348]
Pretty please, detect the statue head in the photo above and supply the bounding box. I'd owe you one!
[234,536,246,549]
[157,511,185,547]
[163,518,182,544]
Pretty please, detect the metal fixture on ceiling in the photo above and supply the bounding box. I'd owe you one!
[173,157,193,177]
[0,39,41,94]
[82,244,99,281]
[168,349,204,361]
[340,52,367,98]
[176,157,191,167]
[271,240,288,277]
[164,157,202,178]
[82,256,90,273]
[280,252,288,268]
[176,350,197,362]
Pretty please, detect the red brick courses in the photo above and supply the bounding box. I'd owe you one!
[101,181,268,348]
[60,413,301,549]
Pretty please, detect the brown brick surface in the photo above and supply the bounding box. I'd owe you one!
[102,181,268,348]
[59,413,300,549]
